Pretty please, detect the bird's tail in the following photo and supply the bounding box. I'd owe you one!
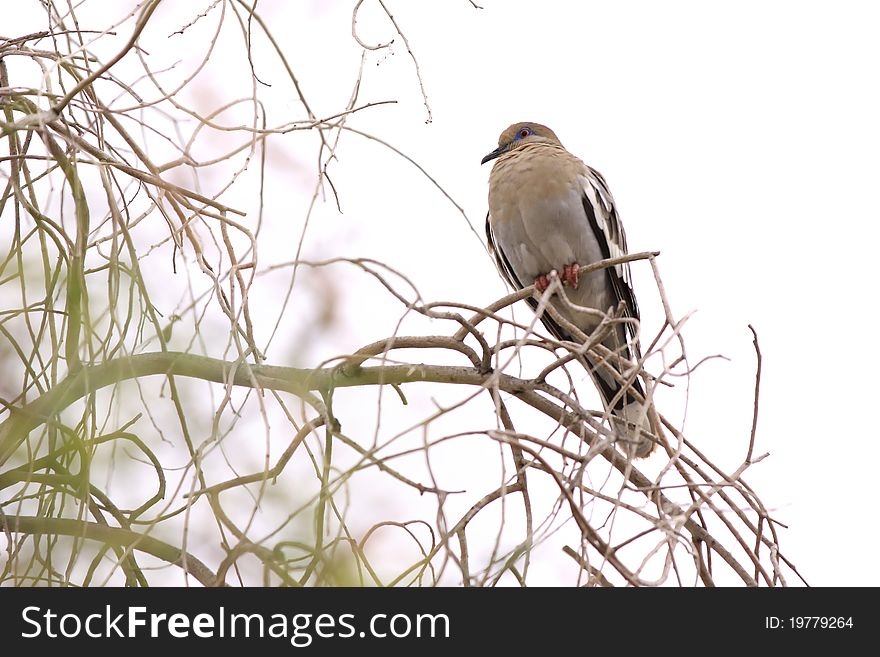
[611,396,654,458]
[529,299,655,456]
[587,356,655,458]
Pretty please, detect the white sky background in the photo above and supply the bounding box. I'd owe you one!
[4,0,879,585]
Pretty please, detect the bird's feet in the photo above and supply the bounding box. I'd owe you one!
[534,272,553,293]
[534,264,579,293]
[562,263,580,289]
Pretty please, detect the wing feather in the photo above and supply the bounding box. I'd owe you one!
[580,167,640,347]
[485,211,525,291]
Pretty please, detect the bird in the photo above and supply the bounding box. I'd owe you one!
[482,122,654,457]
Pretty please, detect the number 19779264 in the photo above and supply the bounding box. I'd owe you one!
[790,617,853,629]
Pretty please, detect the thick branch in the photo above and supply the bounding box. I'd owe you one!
[0,350,521,465]
[1,516,220,586]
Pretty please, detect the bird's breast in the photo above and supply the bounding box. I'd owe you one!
[487,145,579,220]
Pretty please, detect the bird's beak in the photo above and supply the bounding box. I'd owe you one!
[481,145,506,165]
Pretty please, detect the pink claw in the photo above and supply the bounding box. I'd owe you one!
[562,263,580,289]
[534,273,551,293]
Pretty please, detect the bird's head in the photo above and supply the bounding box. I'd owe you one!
[481,122,562,165]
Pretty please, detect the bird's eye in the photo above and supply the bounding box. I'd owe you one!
[518,127,531,139]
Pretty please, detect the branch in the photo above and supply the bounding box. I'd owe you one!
[0,350,530,464]
[1,516,220,586]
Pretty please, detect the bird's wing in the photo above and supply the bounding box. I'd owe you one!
[486,210,527,291]
[579,166,641,346]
